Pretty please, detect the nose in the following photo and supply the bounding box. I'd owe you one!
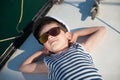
[48,34,54,40]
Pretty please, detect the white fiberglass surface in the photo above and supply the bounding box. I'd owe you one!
[0,0,120,80]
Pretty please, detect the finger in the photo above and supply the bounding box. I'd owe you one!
[70,39,75,43]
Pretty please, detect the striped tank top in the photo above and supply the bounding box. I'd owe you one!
[44,43,103,80]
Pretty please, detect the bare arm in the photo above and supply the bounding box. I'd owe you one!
[70,26,106,52]
[19,51,48,73]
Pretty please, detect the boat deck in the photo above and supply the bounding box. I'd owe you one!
[0,0,120,80]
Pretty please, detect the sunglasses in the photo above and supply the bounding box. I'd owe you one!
[39,27,61,44]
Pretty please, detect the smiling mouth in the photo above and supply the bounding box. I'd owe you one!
[50,39,58,45]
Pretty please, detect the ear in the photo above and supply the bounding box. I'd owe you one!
[65,32,72,40]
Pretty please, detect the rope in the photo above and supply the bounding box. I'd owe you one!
[16,0,24,33]
[0,36,20,43]
[0,0,24,43]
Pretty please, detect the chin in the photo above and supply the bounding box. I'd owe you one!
[51,48,61,53]
[52,46,66,53]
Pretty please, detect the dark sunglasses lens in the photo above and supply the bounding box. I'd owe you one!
[49,27,60,36]
[39,27,60,44]
[39,33,48,44]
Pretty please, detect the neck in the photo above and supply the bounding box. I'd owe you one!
[57,47,68,54]
[52,43,72,55]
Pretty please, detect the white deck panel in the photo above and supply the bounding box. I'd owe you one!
[0,0,120,80]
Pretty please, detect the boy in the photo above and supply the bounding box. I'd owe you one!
[19,16,106,80]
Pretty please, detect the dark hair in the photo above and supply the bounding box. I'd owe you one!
[33,16,68,44]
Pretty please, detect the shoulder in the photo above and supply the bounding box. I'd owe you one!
[71,42,84,50]
[70,42,90,54]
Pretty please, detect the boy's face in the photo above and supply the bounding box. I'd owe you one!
[40,22,71,53]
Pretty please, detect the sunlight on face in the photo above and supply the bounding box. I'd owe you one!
[40,23,70,53]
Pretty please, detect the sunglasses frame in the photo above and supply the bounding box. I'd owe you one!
[39,27,61,44]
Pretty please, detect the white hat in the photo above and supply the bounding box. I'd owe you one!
[47,16,70,32]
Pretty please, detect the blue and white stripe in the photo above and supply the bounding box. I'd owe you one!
[44,43,103,80]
